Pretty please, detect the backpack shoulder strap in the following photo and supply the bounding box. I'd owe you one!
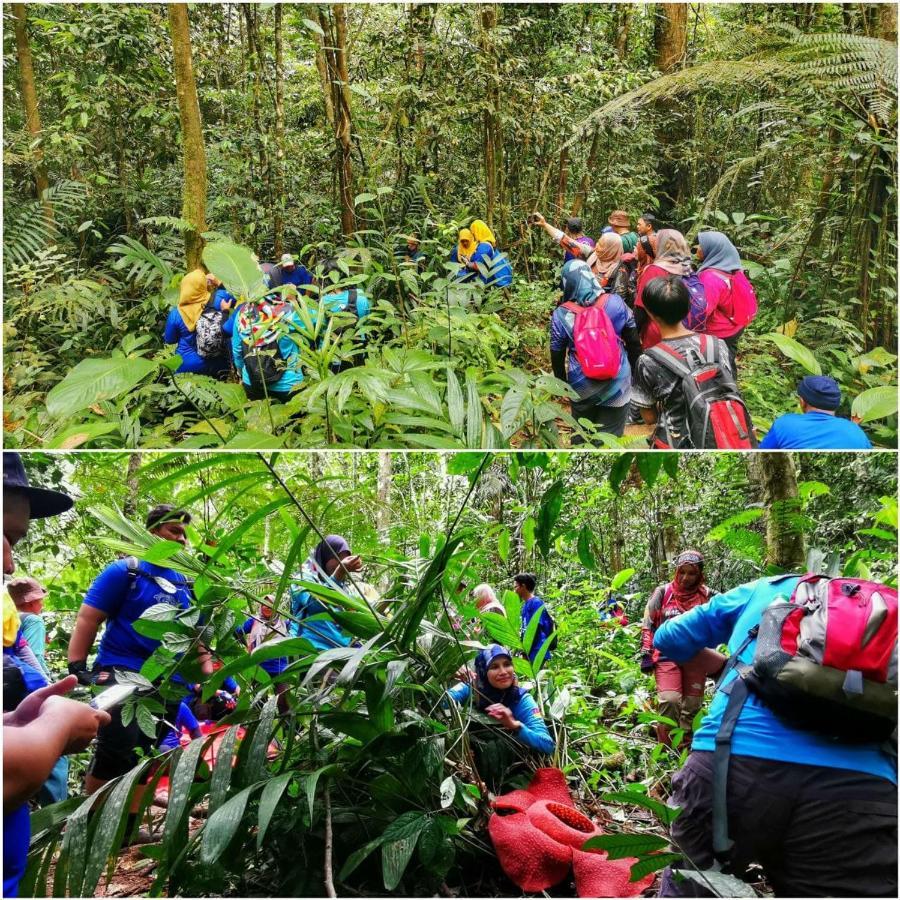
[346,288,359,317]
[562,301,583,315]
[126,556,141,579]
[645,341,694,379]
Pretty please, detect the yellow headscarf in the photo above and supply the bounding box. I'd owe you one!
[177,268,212,332]
[4,593,21,648]
[470,219,496,247]
[457,228,477,260]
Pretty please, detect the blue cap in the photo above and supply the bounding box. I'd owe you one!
[797,376,841,411]
[3,453,73,519]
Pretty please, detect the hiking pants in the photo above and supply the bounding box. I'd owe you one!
[659,750,897,898]
[242,383,295,404]
[571,401,629,442]
[722,329,743,376]
[655,649,726,737]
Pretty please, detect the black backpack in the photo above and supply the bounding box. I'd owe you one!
[646,335,756,449]
[195,303,228,359]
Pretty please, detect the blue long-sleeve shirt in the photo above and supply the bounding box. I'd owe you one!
[231,303,308,394]
[654,575,896,783]
[447,683,555,754]
[758,412,872,450]
[549,294,634,407]
[164,291,234,375]
[520,596,555,664]
[449,243,513,287]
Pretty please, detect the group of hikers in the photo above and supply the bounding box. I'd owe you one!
[4,453,896,898]
[162,207,873,449]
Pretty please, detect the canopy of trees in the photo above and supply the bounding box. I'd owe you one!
[14,449,899,896]
[3,3,897,449]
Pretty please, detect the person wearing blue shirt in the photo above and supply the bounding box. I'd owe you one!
[4,452,107,900]
[317,259,373,372]
[239,596,292,711]
[759,375,872,450]
[549,259,641,440]
[66,505,213,810]
[232,294,309,402]
[164,271,235,376]
[513,573,556,666]
[653,575,897,897]
[450,221,513,288]
[268,253,314,293]
[446,645,555,755]
[289,535,364,651]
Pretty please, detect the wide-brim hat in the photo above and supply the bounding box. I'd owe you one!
[280,253,295,267]
[7,576,48,606]
[608,210,631,228]
[3,453,73,519]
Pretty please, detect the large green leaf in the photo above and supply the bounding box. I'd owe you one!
[200,783,263,864]
[202,241,266,300]
[46,422,119,449]
[764,333,822,375]
[851,386,898,423]
[535,479,565,558]
[163,739,207,858]
[583,832,669,859]
[257,772,294,850]
[46,356,158,418]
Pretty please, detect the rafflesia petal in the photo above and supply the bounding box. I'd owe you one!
[492,789,538,813]
[572,849,656,898]
[526,799,602,850]
[526,767,575,806]
[488,810,573,892]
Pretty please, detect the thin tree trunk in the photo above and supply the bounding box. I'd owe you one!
[556,148,569,217]
[168,3,207,269]
[808,127,840,252]
[376,452,392,540]
[480,4,500,230]
[243,6,272,221]
[273,4,286,256]
[570,128,601,216]
[614,4,631,58]
[123,453,141,520]
[748,453,806,570]
[13,4,51,219]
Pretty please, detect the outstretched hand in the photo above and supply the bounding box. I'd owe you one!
[42,696,111,754]
[4,675,79,727]
[529,212,547,227]
[485,703,518,730]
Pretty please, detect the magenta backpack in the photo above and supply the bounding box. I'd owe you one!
[562,297,621,380]
[709,270,758,329]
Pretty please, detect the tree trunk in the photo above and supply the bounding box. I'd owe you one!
[243,6,272,223]
[878,1,897,39]
[123,453,141,520]
[614,4,631,58]
[654,3,687,73]
[556,148,569,217]
[570,128,601,216]
[748,453,806,570]
[168,3,207,269]
[479,4,501,230]
[376,452,392,540]
[273,5,285,256]
[13,4,51,219]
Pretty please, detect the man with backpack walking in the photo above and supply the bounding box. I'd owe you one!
[653,573,897,897]
[549,259,641,440]
[513,573,557,666]
[633,275,756,449]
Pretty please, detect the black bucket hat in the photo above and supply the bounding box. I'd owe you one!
[3,453,73,519]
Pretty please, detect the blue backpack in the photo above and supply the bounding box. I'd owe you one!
[682,272,708,331]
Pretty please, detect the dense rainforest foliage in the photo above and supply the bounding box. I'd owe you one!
[3,2,898,449]
[12,450,899,897]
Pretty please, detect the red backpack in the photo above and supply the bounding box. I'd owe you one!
[646,335,756,449]
[562,296,622,380]
[709,270,758,329]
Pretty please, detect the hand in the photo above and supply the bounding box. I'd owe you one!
[639,654,655,674]
[485,703,518,730]
[42,696,111,754]
[342,554,363,574]
[4,675,79,727]
[529,212,546,227]
[220,298,234,312]
[454,665,476,684]
[458,254,469,266]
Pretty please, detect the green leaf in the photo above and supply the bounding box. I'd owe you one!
[628,852,684,882]
[602,791,682,825]
[243,695,277,785]
[354,192,376,205]
[163,739,207,858]
[446,369,465,433]
[610,567,636,591]
[636,454,664,489]
[522,516,535,554]
[208,725,241,814]
[200,783,262,864]
[306,763,341,820]
[497,527,511,562]
[202,241,266,300]
[46,356,158,418]
[851,386,898,423]
[257,772,293,850]
[582,832,669,858]
[382,834,419,891]
[764,333,822,375]
[141,539,186,565]
[135,701,157,740]
[302,16,325,36]
[610,453,635,493]
[224,431,285,449]
[339,836,384,881]
[446,452,488,476]
[46,422,119,449]
[577,526,596,570]
[536,480,565,558]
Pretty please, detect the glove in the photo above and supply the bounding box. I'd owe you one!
[639,654,655,674]
[67,660,95,686]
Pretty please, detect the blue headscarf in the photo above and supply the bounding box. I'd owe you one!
[697,231,742,274]
[473,645,524,710]
[559,259,602,308]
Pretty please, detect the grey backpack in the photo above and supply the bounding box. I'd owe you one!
[195,303,227,358]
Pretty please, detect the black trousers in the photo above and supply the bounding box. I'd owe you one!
[660,750,897,898]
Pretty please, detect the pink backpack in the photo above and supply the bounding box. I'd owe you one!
[710,270,758,329]
[562,297,621,380]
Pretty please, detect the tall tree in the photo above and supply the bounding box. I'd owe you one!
[168,2,207,268]
[653,3,688,72]
[749,453,806,570]
[273,4,286,256]
[318,5,356,237]
[13,4,51,219]
[479,4,502,230]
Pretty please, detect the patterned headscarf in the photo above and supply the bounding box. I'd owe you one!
[653,229,693,277]
[560,259,602,308]
[473,644,524,711]
[674,549,704,569]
